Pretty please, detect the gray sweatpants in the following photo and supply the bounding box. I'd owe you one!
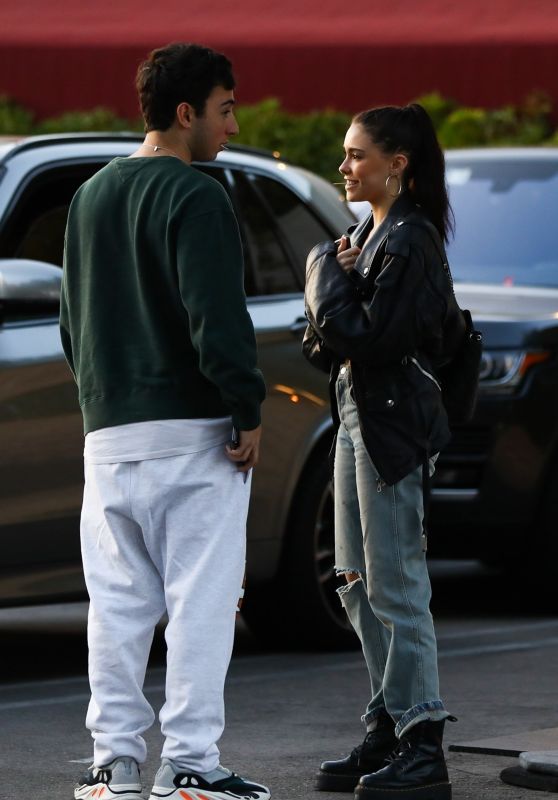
[80,444,250,771]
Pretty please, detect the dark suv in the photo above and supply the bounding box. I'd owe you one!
[426,148,558,582]
[348,149,558,587]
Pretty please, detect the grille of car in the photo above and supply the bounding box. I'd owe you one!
[443,426,492,459]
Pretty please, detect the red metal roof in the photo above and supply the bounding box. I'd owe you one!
[1,1,558,118]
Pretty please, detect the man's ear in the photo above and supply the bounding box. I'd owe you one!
[176,102,194,129]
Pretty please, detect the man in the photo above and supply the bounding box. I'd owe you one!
[60,42,269,800]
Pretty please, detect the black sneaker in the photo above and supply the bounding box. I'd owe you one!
[148,759,270,800]
[316,713,398,792]
[75,756,145,800]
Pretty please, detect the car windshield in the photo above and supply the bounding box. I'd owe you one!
[446,157,558,288]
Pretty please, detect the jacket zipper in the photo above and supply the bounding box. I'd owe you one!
[408,356,442,392]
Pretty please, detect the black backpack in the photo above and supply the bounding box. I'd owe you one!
[427,233,483,425]
[439,308,482,424]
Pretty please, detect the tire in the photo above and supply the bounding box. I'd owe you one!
[529,471,558,594]
[242,444,358,649]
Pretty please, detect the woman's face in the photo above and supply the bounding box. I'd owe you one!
[339,123,405,205]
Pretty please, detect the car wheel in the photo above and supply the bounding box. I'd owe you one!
[242,443,358,649]
[531,471,558,592]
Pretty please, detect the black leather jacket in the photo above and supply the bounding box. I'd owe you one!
[303,193,466,485]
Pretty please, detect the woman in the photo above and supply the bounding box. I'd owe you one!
[303,105,465,800]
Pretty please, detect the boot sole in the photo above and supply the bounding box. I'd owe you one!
[316,771,363,792]
[354,781,452,800]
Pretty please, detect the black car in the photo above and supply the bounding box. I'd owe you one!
[428,148,558,583]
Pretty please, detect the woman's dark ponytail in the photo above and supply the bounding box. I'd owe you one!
[353,103,454,244]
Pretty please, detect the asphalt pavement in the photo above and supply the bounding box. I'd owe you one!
[0,561,557,800]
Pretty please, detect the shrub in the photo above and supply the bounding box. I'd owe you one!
[35,107,141,134]
[0,95,34,135]
[0,93,557,177]
[438,108,490,148]
[438,91,553,148]
[413,91,458,130]
[235,100,350,183]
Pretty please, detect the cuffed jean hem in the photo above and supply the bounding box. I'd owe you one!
[395,701,451,738]
[362,706,388,730]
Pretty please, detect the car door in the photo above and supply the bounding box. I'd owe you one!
[208,165,336,553]
[0,159,107,575]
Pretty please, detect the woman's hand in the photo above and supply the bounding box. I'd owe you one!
[336,235,362,273]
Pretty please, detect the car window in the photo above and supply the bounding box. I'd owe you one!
[192,164,258,297]
[193,164,231,195]
[14,205,69,265]
[446,158,558,288]
[247,173,331,276]
[0,163,107,267]
[230,170,301,296]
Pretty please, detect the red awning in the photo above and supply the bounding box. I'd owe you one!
[1,0,558,118]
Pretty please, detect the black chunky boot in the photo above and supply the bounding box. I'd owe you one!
[316,710,398,792]
[354,719,452,800]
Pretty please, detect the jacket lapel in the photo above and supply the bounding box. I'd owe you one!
[353,193,420,279]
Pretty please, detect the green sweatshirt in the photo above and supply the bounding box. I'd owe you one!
[60,156,265,434]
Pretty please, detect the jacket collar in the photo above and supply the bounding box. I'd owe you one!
[352,192,421,276]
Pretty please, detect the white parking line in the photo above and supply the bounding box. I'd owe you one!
[438,636,558,659]
[0,667,165,695]
[2,619,556,700]
[437,619,558,640]
[2,620,554,695]
[3,633,558,712]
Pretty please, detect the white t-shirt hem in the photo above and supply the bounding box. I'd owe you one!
[84,417,232,464]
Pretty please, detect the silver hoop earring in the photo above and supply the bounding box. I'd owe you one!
[386,174,402,198]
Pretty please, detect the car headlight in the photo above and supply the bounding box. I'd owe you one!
[479,350,551,393]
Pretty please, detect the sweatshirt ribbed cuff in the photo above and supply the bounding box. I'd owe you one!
[232,406,261,431]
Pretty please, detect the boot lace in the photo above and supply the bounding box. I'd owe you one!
[385,739,414,765]
[349,731,373,760]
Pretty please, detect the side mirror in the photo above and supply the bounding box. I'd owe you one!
[0,259,61,323]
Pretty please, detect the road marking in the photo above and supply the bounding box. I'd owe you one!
[3,634,558,712]
[438,636,558,659]
[0,692,92,711]
[0,667,165,695]
[437,619,558,640]
[2,620,557,698]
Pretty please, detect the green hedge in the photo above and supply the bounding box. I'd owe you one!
[0,95,35,135]
[1,91,556,183]
[234,98,350,183]
[36,107,143,134]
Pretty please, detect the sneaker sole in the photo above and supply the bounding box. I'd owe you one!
[315,770,363,792]
[354,782,452,800]
[75,788,145,800]
[149,788,270,800]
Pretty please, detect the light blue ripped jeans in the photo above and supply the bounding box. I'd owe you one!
[334,365,451,738]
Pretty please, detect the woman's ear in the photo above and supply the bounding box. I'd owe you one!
[392,153,409,174]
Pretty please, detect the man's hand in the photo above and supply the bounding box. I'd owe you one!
[226,425,262,472]
[336,235,362,273]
